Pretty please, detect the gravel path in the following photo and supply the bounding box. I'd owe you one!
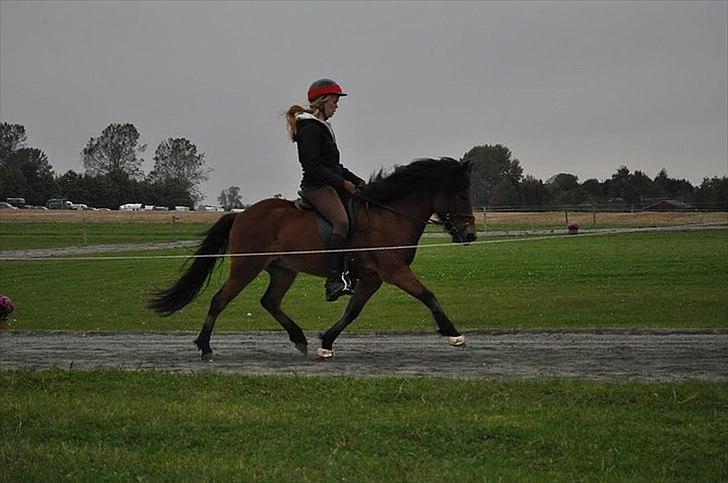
[2,330,726,381]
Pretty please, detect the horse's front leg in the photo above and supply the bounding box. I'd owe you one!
[383,266,466,346]
[317,274,383,358]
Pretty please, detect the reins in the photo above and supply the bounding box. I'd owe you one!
[353,192,443,226]
[353,191,476,229]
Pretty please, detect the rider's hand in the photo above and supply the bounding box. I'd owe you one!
[341,180,357,194]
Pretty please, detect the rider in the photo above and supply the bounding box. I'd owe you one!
[285,78,366,302]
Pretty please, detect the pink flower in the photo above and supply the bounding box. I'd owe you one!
[0,294,15,318]
[567,222,580,230]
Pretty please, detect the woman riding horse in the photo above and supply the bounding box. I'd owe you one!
[285,79,365,302]
[148,157,477,360]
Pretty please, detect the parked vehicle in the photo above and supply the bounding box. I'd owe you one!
[47,199,72,210]
[0,202,18,210]
[119,203,143,211]
[6,197,25,208]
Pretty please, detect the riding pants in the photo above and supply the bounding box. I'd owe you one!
[301,185,349,237]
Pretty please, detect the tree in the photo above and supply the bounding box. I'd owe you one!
[0,123,27,161]
[461,144,523,206]
[0,147,58,205]
[546,173,579,192]
[82,123,146,178]
[520,175,548,207]
[218,186,244,210]
[580,178,605,204]
[605,166,639,205]
[489,180,522,207]
[148,137,210,205]
[653,169,695,201]
[694,176,728,206]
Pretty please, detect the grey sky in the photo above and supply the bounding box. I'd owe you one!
[1,1,726,205]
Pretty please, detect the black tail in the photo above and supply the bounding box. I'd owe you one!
[148,213,237,316]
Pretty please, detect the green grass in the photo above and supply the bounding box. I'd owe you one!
[0,222,209,250]
[1,370,725,482]
[1,230,726,331]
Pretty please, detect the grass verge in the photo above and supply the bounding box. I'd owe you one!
[1,370,726,481]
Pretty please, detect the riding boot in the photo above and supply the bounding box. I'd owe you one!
[325,233,355,302]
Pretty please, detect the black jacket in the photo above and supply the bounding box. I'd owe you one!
[295,117,364,189]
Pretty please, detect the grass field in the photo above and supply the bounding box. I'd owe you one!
[1,370,726,481]
[1,230,726,332]
[1,216,726,481]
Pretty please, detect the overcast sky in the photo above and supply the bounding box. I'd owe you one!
[1,1,726,205]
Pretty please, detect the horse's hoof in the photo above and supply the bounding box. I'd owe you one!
[448,335,466,347]
[294,342,308,356]
[200,351,214,362]
[316,347,335,359]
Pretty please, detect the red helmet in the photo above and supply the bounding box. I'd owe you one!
[307,78,347,102]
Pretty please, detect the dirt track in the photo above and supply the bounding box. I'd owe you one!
[1,330,726,381]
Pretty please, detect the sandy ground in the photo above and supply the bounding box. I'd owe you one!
[2,208,726,226]
[1,330,726,381]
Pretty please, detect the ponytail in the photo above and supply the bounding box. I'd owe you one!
[284,95,338,142]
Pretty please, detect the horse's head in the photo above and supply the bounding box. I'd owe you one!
[433,160,477,244]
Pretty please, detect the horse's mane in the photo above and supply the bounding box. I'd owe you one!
[359,157,470,203]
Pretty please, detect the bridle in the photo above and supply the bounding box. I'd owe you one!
[354,191,475,239]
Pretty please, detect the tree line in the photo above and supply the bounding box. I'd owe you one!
[462,144,727,209]
[1,122,726,210]
[0,122,210,209]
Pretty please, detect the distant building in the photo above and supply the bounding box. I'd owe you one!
[196,204,224,212]
[644,199,691,212]
[174,206,190,212]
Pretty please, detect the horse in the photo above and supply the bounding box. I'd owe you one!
[148,157,477,359]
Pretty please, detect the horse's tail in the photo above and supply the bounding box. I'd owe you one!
[148,213,237,316]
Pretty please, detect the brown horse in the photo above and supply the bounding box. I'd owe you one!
[148,157,476,359]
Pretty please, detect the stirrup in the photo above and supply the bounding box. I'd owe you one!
[325,271,355,302]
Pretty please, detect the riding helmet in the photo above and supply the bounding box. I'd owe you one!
[307,79,347,102]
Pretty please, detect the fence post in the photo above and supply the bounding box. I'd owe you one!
[483,205,487,231]
[81,216,87,246]
[592,204,596,228]
[171,216,179,241]
[564,209,569,226]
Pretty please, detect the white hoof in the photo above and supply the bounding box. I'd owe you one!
[316,347,335,359]
[448,335,466,347]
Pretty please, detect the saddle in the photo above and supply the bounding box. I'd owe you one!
[294,192,366,242]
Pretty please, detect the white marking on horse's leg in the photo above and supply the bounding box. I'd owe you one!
[448,335,466,346]
[316,347,335,359]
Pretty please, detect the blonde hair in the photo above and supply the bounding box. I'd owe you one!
[285,94,337,142]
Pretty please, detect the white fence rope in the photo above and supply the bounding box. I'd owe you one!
[2,224,724,262]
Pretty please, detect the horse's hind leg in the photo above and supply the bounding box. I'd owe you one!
[318,274,383,358]
[195,259,266,360]
[260,264,308,354]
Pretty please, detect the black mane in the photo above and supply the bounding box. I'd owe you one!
[359,157,470,203]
